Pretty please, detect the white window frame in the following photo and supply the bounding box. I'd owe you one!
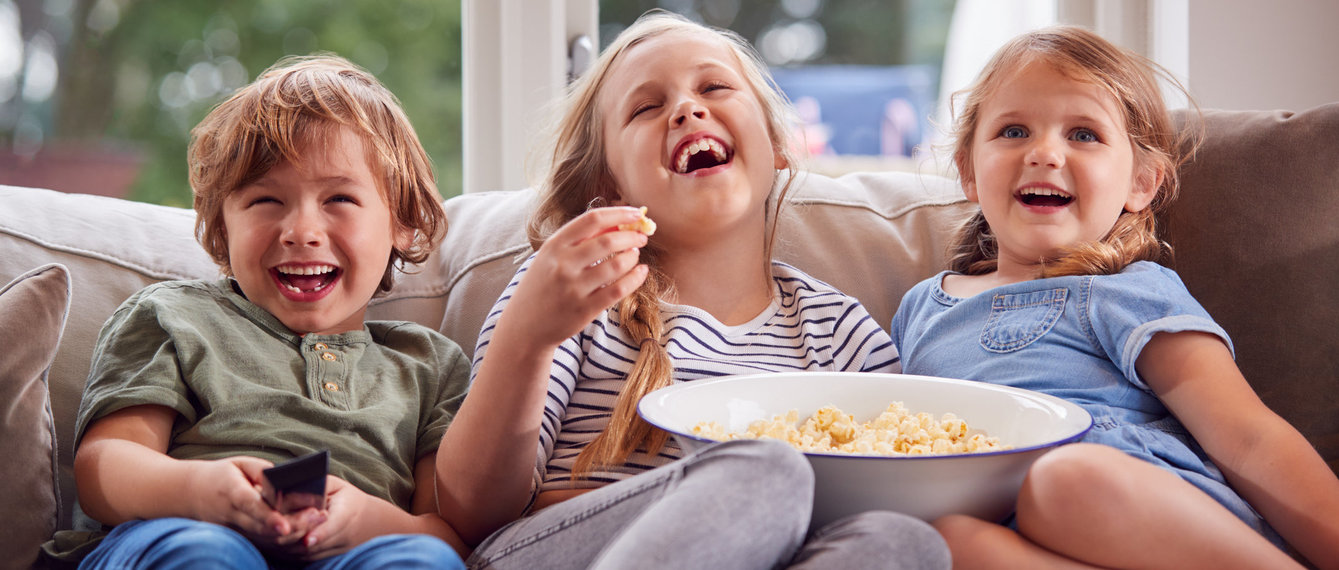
[462,0,596,194]
[1058,0,1189,107]
[460,0,1187,193]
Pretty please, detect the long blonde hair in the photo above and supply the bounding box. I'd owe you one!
[947,26,1198,277]
[528,11,800,477]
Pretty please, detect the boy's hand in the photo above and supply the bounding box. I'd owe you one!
[185,456,324,548]
[508,206,651,350]
[291,476,367,559]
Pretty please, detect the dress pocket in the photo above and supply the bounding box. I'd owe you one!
[980,288,1068,353]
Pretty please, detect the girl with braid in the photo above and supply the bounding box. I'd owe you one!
[434,11,948,570]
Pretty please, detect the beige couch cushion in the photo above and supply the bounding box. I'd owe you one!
[0,263,70,567]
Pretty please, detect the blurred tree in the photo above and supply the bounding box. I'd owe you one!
[3,0,462,206]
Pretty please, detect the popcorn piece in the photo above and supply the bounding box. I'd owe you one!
[618,206,657,236]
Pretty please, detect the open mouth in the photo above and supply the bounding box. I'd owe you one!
[1017,187,1073,207]
[673,136,732,174]
[273,264,340,294]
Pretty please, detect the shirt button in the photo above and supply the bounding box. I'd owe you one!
[323,381,340,392]
[313,343,329,351]
[321,352,337,362]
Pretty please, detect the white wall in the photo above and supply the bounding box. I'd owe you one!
[1188,0,1339,111]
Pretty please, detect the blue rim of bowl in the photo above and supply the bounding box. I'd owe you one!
[639,372,1095,461]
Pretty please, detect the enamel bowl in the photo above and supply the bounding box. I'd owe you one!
[638,372,1092,529]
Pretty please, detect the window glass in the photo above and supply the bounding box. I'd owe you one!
[599,0,957,175]
[0,0,463,205]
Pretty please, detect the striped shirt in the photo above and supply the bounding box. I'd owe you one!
[472,260,900,498]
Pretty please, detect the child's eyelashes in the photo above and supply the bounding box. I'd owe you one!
[1001,125,1028,139]
[1068,128,1100,143]
[239,193,361,209]
[247,196,281,207]
[631,102,660,119]
[701,80,731,93]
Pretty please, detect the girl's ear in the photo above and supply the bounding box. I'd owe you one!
[773,145,788,170]
[962,179,979,203]
[960,170,980,203]
[1125,163,1165,212]
[956,153,979,203]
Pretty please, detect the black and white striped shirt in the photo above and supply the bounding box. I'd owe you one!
[472,260,900,496]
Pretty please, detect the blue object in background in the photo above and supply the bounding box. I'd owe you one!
[770,64,938,157]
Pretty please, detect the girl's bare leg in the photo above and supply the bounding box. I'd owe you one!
[934,514,1096,569]
[935,443,1301,569]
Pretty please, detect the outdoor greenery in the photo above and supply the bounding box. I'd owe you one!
[11,0,462,206]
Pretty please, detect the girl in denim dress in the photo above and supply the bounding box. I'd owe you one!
[890,26,1339,568]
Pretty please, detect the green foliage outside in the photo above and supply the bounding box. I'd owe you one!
[45,0,462,206]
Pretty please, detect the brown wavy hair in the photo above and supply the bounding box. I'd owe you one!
[188,54,445,293]
[947,25,1200,278]
[528,11,800,477]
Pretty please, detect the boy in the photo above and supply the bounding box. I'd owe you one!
[68,55,468,568]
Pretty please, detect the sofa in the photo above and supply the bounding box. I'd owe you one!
[2,104,1336,568]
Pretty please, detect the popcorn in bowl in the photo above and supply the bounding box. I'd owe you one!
[692,402,1010,457]
[639,371,1092,528]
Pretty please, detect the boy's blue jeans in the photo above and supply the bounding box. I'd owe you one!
[79,517,464,570]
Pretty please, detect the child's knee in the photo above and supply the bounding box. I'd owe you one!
[1021,443,1132,518]
[848,510,947,550]
[89,518,264,568]
[699,439,814,489]
[351,534,464,569]
[155,519,256,555]
[808,511,950,568]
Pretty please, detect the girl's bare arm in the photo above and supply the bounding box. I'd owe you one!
[1140,331,1339,568]
[435,207,649,546]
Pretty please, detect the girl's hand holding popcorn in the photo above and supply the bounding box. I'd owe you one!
[501,206,651,351]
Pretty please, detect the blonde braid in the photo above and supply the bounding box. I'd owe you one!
[572,264,675,476]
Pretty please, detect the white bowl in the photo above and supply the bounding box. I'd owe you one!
[638,371,1092,529]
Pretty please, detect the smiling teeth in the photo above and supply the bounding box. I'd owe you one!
[277,264,335,275]
[675,138,728,173]
[1020,187,1071,198]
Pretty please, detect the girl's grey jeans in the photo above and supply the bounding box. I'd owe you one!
[465,439,950,570]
